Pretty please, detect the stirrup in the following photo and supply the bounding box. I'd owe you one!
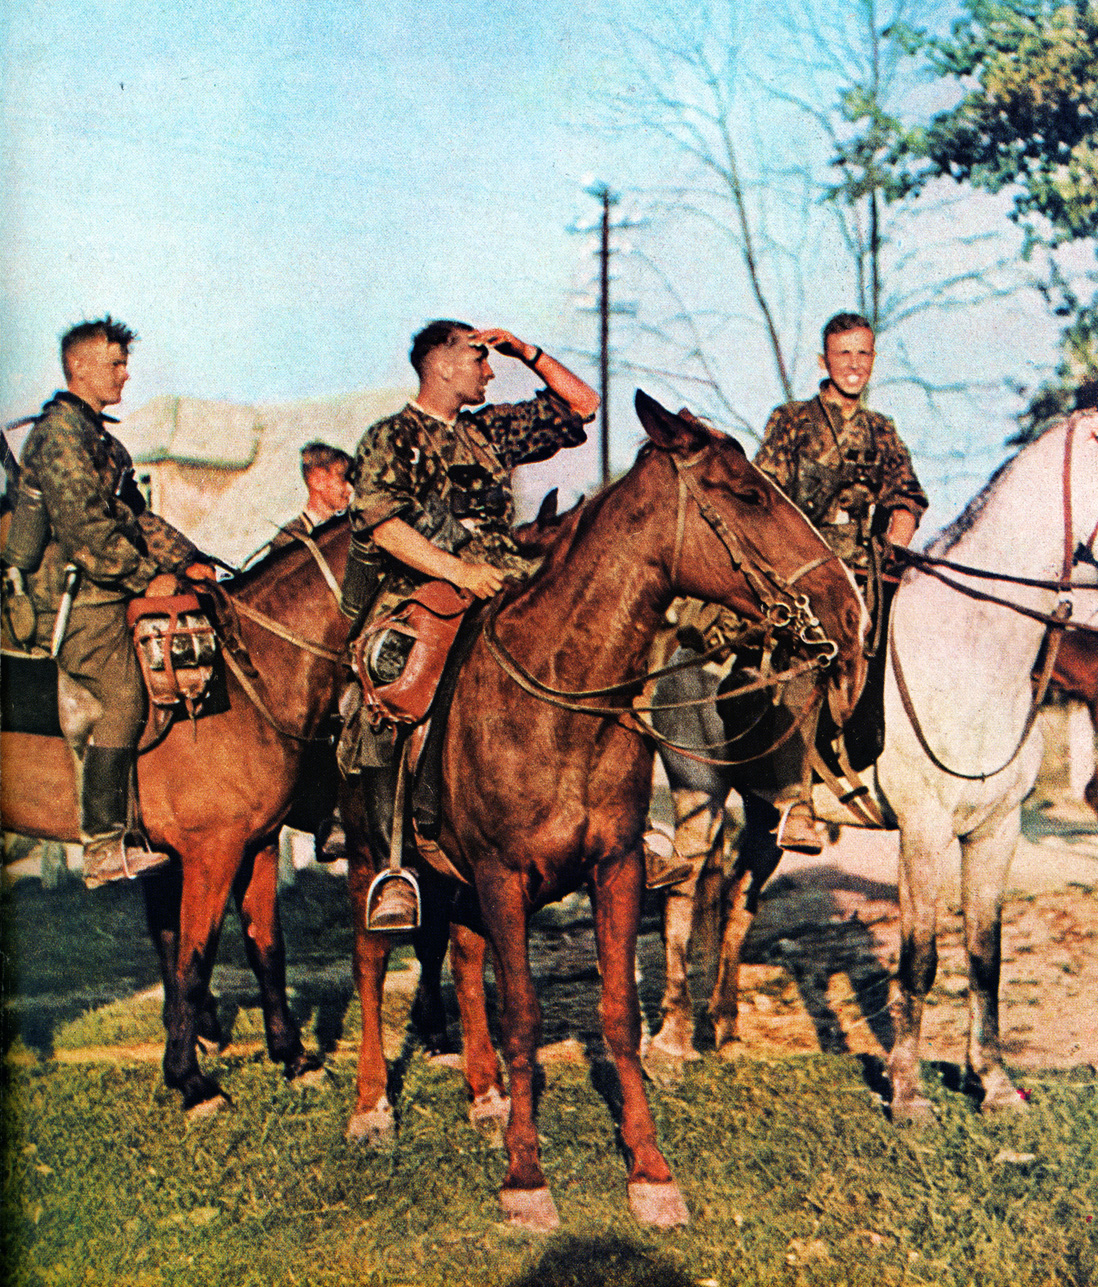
[365,869,422,932]
[643,825,694,889]
[82,830,171,889]
[773,801,824,856]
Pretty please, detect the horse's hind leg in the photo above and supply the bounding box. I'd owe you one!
[409,876,455,1055]
[448,920,508,1145]
[163,843,245,1112]
[592,854,689,1228]
[961,809,1028,1113]
[709,793,780,1055]
[648,789,720,1065]
[233,839,324,1086]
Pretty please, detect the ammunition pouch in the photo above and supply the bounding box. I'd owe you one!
[127,592,217,713]
[352,581,472,727]
[448,463,508,520]
[4,481,50,573]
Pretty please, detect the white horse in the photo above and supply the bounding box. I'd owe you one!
[646,410,1098,1121]
[880,409,1098,1119]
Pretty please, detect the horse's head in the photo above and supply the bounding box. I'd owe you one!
[512,488,586,559]
[634,389,869,724]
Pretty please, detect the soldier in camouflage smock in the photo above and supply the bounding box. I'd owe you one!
[745,313,927,854]
[341,319,598,930]
[13,318,204,887]
[755,317,927,574]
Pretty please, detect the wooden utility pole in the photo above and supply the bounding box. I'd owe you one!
[598,186,612,487]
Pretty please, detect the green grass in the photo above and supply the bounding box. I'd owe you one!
[2,1051,1096,1286]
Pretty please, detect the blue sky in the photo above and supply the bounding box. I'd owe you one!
[1,0,1076,529]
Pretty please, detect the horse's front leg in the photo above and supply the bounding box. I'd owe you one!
[165,841,244,1113]
[475,871,559,1231]
[448,920,509,1145]
[888,822,951,1124]
[343,790,396,1148]
[233,838,324,1086]
[961,808,1028,1113]
[592,850,689,1229]
[710,792,781,1054]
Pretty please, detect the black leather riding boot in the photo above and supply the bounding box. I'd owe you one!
[81,745,170,888]
[363,758,420,931]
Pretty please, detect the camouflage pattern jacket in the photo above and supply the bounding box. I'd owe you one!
[349,389,588,619]
[19,391,198,612]
[754,385,927,573]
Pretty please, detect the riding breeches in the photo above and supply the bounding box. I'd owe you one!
[42,601,146,748]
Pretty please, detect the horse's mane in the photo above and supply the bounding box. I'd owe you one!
[930,455,1017,556]
[928,418,1069,556]
[221,512,349,593]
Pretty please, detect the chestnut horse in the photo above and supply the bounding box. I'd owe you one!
[1,521,352,1110]
[1047,628,1098,815]
[341,391,869,1231]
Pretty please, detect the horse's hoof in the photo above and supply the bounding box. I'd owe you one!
[345,1099,396,1150]
[716,1038,745,1062]
[499,1185,560,1232]
[628,1180,689,1229]
[469,1087,510,1148]
[890,1094,936,1127]
[291,1065,331,1092]
[980,1083,1030,1114]
[185,1092,229,1121]
[647,1025,701,1063]
[642,1048,685,1090]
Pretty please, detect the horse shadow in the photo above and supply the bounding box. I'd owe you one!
[736,864,898,1057]
[502,1233,694,1286]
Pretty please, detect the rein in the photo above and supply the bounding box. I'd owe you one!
[890,415,1094,781]
[482,444,843,765]
[206,533,347,744]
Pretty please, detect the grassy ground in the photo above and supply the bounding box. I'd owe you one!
[3,863,1098,1285]
[2,1049,1096,1286]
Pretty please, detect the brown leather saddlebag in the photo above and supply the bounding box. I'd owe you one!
[127,592,217,712]
[352,581,472,726]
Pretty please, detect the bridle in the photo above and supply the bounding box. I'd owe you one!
[192,530,346,747]
[889,412,1098,781]
[483,443,846,765]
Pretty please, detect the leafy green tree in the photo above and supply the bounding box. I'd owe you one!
[903,0,1098,427]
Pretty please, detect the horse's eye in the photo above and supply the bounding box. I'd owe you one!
[732,485,767,506]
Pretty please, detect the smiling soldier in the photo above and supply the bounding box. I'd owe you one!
[751,311,928,853]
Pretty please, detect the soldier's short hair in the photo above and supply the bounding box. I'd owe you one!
[300,441,352,481]
[60,316,137,378]
[822,313,874,352]
[409,319,476,377]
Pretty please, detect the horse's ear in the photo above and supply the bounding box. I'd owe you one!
[635,389,710,454]
[535,488,559,527]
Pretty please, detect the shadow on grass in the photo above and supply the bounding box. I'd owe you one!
[504,1233,694,1287]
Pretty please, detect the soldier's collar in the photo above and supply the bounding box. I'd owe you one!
[408,399,456,428]
[817,381,865,423]
[55,389,119,424]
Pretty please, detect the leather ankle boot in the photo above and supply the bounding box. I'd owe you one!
[81,746,170,888]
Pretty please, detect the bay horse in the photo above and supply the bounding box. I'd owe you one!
[645,410,1098,1122]
[1,520,353,1110]
[1047,627,1098,816]
[341,390,869,1231]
